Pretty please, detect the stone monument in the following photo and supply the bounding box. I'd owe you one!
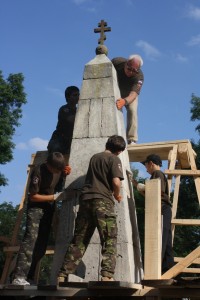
[50,20,143,284]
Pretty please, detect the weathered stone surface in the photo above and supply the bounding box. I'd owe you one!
[81,77,116,99]
[83,54,112,79]
[50,54,143,284]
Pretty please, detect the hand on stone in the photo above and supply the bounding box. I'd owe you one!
[114,194,122,203]
[116,98,126,110]
[63,165,72,176]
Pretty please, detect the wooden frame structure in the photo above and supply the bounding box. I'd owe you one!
[128,139,200,279]
[1,139,200,299]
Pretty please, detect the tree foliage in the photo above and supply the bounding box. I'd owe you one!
[0,202,19,277]
[0,70,27,187]
[190,93,200,134]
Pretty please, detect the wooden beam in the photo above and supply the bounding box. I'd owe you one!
[174,256,200,264]
[161,246,200,279]
[177,143,194,169]
[167,145,178,194]
[171,175,180,243]
[171,219,200,225]
[180,268,200,273]
[194,177,200,205]
[164,169,200,176]
[127,139,190,162]
[144,179,161,279]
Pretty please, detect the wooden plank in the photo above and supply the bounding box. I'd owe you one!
[144,179,161,279]
[180,268,200,273]
[164,169,200,176]
[186,143,200,205]
[171,175,180,242]
[167,145,178,194]
[88,281,142,290]
[174,257,200,264]
[142,279,175,287]
[127,139,190,162]
[177,143,192,168]
[171,219,200,225]
[187,143,197,170]
[161,246,200,279]
[194,177,200,205]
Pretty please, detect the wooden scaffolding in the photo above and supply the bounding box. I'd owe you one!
[128,139,200,279]
[1,139,200,299]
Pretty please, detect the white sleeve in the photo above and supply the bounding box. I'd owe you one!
[137,183,145,192]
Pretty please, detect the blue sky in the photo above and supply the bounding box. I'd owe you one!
[1,0,200,206]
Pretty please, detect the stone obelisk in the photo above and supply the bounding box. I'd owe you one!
[50,21,143,284]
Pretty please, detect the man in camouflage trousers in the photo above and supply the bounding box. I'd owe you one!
[11,152,71,285]
[58,135,126,282]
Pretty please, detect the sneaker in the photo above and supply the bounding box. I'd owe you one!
[101,276,114,281]
[12,278,30,285]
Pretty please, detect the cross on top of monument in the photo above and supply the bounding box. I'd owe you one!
[94,19,111,45]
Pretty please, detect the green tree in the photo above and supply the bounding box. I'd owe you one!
[190,93,200,135]
[0,202,19,277]
[0,70,27,188]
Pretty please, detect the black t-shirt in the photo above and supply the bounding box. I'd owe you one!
[150,170,171,205]
[81,151,124,202]
[28,163,63,208]
[111,57,144,98]
[48,104,77,154]
[56,104,76,138]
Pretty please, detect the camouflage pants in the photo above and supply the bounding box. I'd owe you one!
[60,198,118,278]
[13,205,54,280]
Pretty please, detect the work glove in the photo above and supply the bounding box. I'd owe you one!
[53,191,64,201]
[113,194,122,203]
[54,189,77,202]
[137,183,145,192]
[63,165,72,176]
[116,98,126,110]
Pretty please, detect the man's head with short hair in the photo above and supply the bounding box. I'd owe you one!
[106,135,126,154]
[46,152,66,172]
[65,86,79,100]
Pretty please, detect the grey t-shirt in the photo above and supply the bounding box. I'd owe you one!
[81,151,124,202]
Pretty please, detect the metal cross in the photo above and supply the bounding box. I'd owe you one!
[94,20,111,45]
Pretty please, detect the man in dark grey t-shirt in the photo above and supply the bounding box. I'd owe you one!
[58,135,126,282]
[112,55,144,144]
